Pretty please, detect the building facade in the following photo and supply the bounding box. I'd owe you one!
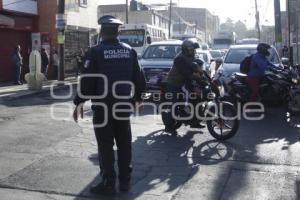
[38,0,100,76]
[0,0,100,82]
[160,7,220,44]
[0,0,38,82]
[98,4,170,31]
[288,0,300,65]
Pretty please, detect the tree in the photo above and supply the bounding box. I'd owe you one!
[220,18,235,32]
[219,18,256,40]
[234,20,247,39]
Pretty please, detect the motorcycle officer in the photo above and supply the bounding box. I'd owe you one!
[248,43,277,102]
[165,38,205,135]
[73,15,146,195]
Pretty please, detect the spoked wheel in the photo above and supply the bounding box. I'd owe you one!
[206,102,239,141]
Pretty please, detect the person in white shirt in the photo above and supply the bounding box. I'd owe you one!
[52,50,59,80]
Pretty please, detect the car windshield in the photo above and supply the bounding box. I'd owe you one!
[214,39,232,45]
[210,51,222,58]
[224,47,280,64]
[142,45,181,59]
[119,29,145,47]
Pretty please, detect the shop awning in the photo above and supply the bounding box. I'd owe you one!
[0,15,15,27]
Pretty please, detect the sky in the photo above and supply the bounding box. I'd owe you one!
[100,0,287,29]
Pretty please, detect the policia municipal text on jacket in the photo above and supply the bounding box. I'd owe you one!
[73,15,146,196]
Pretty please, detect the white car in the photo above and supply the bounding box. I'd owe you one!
[215,44,282,85]
[139,40,183,92]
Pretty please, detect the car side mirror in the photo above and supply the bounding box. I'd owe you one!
[146,36,152,44]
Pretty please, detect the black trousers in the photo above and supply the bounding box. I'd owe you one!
[92,101,132,183]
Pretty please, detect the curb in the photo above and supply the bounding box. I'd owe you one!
[2,83,77,101]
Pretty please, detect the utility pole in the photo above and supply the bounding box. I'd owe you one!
[274,0,283,48]
[57,0,65,81]
[168,0,172,39]
[287,0,293,65]
[126,0,129,24]
[254,0,261,40]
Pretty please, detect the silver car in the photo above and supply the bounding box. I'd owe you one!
[215,44,282,85]
[139,40,183,92]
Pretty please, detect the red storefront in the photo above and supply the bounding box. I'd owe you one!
[0,0,38,82]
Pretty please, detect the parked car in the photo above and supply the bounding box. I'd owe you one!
[196,50,216,77]
[201,43,210,51]
[215,44,283,85]
[210,50,223,59]
[139,40,183,92]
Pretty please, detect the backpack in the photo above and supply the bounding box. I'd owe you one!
[240,55,253,74]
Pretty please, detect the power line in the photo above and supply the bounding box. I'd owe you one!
[262,0,272,23]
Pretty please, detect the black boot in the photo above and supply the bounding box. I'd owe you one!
[119,175,131,192]
[90,178,116,196]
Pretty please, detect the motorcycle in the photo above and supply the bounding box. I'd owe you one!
[286,65,300,115]
[159,72,240,141]
[221,67,295,106]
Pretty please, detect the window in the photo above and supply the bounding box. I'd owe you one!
[79,0,87,7]
[118,29,145,47]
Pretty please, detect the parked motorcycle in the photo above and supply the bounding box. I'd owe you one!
[286,65,300,115]
[160,72,240,141]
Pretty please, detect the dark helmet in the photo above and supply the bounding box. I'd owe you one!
[194,58,204,67]
[182,38,200,57]
[191,59,205,71]
[98,15,123,36]
[216,58,223,64]
[257,43,271,56]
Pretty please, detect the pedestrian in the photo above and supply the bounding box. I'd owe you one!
[73,15,146,195]
[52,50,59,80]
[282,45,289,58]
[41,48,49,79]
[12,45,23,85]
[75,48,84,76]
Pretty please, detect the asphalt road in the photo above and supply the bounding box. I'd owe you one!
[1,87,300,200]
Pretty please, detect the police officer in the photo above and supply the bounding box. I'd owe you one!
[73,15,146,195]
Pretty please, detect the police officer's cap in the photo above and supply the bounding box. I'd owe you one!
[98,15,123,28]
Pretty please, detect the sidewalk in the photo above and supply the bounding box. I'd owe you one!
[0,77,77,100]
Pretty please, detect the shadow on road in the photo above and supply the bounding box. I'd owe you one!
[72,128,235,199]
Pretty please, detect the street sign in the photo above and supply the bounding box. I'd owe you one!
[57,32,65,44]
[56,14,66,31]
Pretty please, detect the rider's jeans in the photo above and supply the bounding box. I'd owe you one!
[165,84,183,130]
[248,77,260,102]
